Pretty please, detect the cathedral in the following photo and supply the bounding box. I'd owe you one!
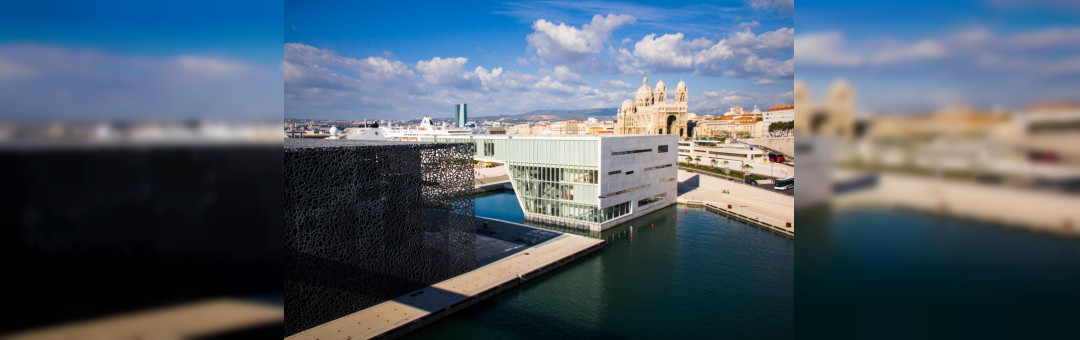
[614,75,689,138]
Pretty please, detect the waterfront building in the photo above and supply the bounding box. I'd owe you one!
[677,140,770,170]
[696,114,765,138]
[764,104,795,126]
[422,135,678,231]
[512,123,532,135]
[531,124,551,135]
[614,76,690,138]
[455,103,468,128]
[549,120,586,135]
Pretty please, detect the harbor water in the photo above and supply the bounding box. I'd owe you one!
[404,190,795,339]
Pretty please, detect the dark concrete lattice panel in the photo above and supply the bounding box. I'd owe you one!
[284,139,476,336]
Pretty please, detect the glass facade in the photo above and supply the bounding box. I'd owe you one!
[509,163,606,223]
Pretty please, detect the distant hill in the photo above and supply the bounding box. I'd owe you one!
[476,108,617,122]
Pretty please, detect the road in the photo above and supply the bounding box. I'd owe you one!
[679,167,794,197]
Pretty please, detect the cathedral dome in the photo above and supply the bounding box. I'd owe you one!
[621,99,634,109]
[635,84,653,100]
[676,80,686,91]
[655,79,666,91]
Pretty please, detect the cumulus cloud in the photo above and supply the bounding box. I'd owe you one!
[553,65,586,84]
[601,79,634,89]
[284,43,647,119]
[416,56,482,89]
[633,33,695,72]
[622,27,794,79]
[527,14,636,68]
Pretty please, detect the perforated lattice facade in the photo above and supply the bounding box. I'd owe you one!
[284,139,476,336]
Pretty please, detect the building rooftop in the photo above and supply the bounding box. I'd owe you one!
[764,104,795,112]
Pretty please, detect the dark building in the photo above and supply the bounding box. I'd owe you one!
[284,139,476,336]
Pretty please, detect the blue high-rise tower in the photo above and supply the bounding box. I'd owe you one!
[455,103,467,128]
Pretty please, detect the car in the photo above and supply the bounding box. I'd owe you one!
[744,178,758,185]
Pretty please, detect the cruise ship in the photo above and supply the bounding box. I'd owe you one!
[380,116,477,141]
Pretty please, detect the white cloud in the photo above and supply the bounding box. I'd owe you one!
[527,14,636,67]
[534,75,575,94]
[516,57,530,66]
[633,33,695,72]
[622,27,794,79]
[553,65,586,84]
[739,21,761,29]
[601,79,633,89]
[416,56,481,89]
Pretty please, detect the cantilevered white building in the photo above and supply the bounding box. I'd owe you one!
[421,135,678,231]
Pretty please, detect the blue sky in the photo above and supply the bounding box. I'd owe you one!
[285,0,795,120]
[0,0,283,121]
[796,0,1080,114]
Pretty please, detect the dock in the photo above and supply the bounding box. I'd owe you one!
[287,222,605,339]
[677,198,794,237]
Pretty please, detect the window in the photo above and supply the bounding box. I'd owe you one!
[601,201,631,221]
[625,171,634,175]
[644,164,672,171]
[638,193,666,207]
[658,145,669,153]
[608,170,621,175]
[708,151,748,157]
[599,183,651,198]
[612,148,652,156]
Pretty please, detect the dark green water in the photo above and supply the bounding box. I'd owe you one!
[405,190,795,339]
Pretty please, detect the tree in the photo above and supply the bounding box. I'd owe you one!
[711,159,717,169]
[742,163,753,177]
[695,156,702,166]
[769,120,794,132]
[685,155,693,164]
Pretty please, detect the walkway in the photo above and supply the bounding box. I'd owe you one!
[286,223,605,340]
[677,170,795,235]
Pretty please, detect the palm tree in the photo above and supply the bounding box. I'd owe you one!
[723,160,730,175]
[694,156,702,166]
[742,163,753,177]
[685,155,693,165]
[711,159,717,169]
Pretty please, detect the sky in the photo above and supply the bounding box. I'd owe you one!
[796,0,1080,114]
[0,0,284,122]
[285,0,795,120]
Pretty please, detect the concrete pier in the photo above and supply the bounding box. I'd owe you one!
[287,221,605,340]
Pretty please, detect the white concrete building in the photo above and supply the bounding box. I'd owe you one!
[422,135,678,231]
[763,104,795,126]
